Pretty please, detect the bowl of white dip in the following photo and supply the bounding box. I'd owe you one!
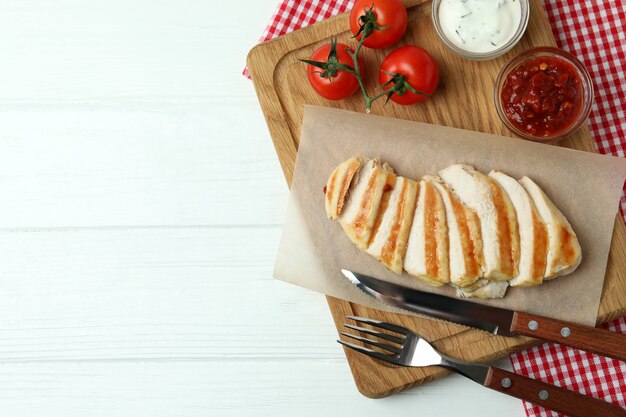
[432,0,530,60]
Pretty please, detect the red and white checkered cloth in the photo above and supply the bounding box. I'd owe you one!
[511,317,626,416]
[246,1,626,416]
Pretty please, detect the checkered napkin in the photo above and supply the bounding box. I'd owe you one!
[511,317,626,416]
[246,1,626,415]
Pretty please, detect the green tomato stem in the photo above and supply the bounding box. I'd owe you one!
[344,9,431,112]
[348,32,374,112]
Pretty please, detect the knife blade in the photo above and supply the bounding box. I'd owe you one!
[342,269,626,361]
[341,269,516,336]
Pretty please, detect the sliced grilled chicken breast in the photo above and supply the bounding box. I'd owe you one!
[456,280,509,299]
[326,158,581,300]
[325,157,364,219]
[404,179,450,286]
[519,176,582,278]
[426,176,483,288]
[440,164,519,281]
[489,171,548,287]
[338,159,394,250]
[366,176,419,274]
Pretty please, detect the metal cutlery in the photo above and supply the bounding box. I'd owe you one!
[342,269,626,362]
[339,316,625,417]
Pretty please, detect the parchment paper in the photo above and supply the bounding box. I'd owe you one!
[274,106,626,325]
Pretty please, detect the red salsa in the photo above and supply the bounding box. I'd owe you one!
[501,56,583,138]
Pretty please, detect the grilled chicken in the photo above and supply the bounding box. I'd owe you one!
[426,176,483,288]
[338,159,393,250]
[366,176,419,274]
[326,158,581,300]
[456,280,509,299]
[519,176,582,279]
[489,171,548,287]
[439,164,520,281]
[404,179,450,286]
[325,157,364,219]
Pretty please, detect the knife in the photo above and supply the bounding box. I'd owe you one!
[342,269,626,362]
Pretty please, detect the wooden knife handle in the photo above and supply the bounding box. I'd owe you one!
[511,311,626,362]
[485,367,626,417]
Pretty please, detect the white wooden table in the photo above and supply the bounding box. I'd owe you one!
[0,1,525,415]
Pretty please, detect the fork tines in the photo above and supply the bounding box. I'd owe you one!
[345,316,410,336]
[337,316,410,365]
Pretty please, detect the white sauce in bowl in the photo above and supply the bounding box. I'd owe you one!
[438,0,522,53]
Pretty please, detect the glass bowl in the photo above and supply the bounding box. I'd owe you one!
[494,47,594,142]
[431,0,530,60]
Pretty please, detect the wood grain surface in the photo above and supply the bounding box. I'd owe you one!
[247,0,626,398]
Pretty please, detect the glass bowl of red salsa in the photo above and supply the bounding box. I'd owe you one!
[495,47,593,142]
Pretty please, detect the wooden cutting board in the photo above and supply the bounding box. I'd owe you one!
[247,0,626,398]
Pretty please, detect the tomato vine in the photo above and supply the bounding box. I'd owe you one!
[301,3,430,112]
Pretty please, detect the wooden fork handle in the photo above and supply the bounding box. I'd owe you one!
[511,311,626,362]
[485,367,626,417]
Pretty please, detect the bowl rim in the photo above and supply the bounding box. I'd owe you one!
[493,46,595,142]
[431,0,530,60]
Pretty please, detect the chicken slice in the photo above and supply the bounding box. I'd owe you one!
[426,176,483,288]
[440,164,519,281]
[338,159,394,250]
[325,157,364,219]
[489,171,548,287]
[456,280,509,299]
[404,179,450,286]
[519,176,582,279]
[366,176,419,274]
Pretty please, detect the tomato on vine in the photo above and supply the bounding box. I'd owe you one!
[302,38,363,100]
[349,0,407,49]
[300,1,438,112]
[379,46,438,105]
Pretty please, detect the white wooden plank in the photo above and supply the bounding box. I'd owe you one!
[0,226,524,417]
[0,103,288,228]
[0,227,343,361]
[0,361,525,417]
[0,0,275,102]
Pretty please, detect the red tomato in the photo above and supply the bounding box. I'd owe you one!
[379,46,439,105]
[350,0,407,49]
[306,42,362,100]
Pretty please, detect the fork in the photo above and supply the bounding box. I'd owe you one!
[338,316,625,417]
